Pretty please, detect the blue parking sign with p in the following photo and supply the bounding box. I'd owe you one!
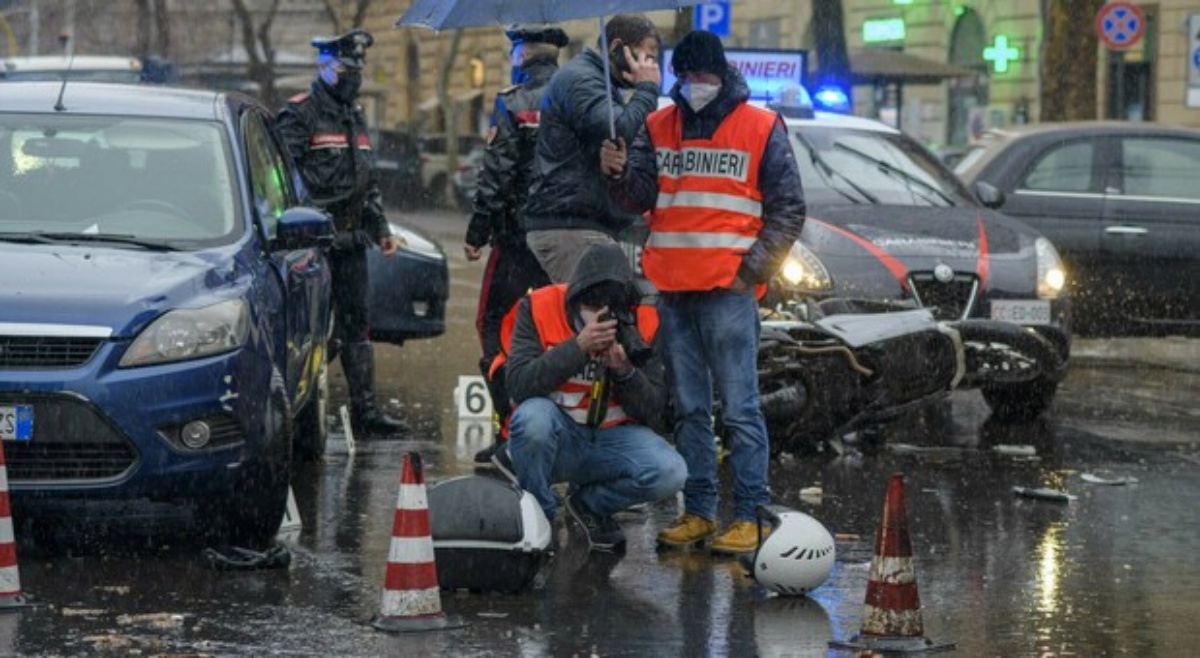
[694,2,731,37]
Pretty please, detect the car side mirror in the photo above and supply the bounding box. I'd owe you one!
[272,207,335,251]
[974,181,1005,209]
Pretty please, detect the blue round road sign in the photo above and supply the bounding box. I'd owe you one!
[1095,2,1145,51]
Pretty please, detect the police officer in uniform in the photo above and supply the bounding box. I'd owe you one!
[277,29,408,436]
[464,25,568,464]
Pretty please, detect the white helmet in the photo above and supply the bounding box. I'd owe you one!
[743,505,836,596]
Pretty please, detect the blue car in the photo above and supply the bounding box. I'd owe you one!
[0,82,334,546]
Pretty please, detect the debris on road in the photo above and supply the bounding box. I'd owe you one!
[993,444,1037,457]
[799,486,823,504]
[1081,473,1138,486]
[1012,486,1077,502]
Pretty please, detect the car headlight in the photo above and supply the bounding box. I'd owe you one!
[1035,237,1067,299]
[776,241,833,292]
[119,299,249,367]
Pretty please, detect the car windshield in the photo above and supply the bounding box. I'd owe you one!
[789,125,974,207]
[0,114,238,248]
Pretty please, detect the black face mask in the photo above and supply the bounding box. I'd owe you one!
[334,70,362,101]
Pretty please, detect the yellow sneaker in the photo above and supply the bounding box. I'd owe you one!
[711,521,771,555]
[656,513,717,549]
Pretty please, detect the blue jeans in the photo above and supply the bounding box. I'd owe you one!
[508,397,687,521]
[659,289,768,522]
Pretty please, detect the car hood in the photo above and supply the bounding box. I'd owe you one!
[0,245,241,337]
[808,202,1033,262]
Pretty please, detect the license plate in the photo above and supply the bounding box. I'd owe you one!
[0,405,33,442]
[991,300,1051,325]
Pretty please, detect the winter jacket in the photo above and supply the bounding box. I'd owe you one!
[522,50,660,237]
[611,67,806,285]
[465,58,558,249]
[276,80,391,245]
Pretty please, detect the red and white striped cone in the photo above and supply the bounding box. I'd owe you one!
[830,473,952,653]
[0,441,32,611]
[371,452,463,633]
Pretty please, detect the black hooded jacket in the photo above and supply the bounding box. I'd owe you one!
[465,57,559,249]
[505,244,669,432]
[610,67,806,285]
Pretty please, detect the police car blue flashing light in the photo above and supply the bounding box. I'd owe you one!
[812,85,851,113]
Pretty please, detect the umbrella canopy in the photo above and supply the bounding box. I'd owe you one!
[396,0,705,139]
[396,0,705,31]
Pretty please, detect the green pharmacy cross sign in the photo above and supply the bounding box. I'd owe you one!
[984,34,1019,73]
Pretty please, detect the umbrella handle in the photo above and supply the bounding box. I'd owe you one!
[599,15,615,141]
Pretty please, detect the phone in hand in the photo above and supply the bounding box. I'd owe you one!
[610,42,630,75]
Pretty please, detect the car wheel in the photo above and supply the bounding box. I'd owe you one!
[981,376,1059,421]
[293,359,329,462]
[199,380,292,548]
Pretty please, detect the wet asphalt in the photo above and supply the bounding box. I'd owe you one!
[3,209,1198,657]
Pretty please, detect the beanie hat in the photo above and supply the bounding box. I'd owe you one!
[671,30,727,76]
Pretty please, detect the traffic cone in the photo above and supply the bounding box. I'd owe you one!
[371,451,464,633]
[0,440,33,611]
[829,473,953,653]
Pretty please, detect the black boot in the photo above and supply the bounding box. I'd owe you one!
[342,341,409,437]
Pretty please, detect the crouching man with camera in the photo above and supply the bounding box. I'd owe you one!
[503,243,686,552]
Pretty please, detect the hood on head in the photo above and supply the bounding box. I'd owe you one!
[565,243,635,311]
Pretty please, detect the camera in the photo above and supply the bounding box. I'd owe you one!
[598,303,652,369]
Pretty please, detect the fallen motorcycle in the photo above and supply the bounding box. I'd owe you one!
[748,296,1068,456]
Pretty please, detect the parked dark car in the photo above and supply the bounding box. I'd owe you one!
[774,111,1073,419]
[955,122,1200,336]
[367,221,448,344]
[0,82,334,546]
[370,128,422,210]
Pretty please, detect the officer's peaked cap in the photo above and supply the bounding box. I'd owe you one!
[505,24,569,48]
[312,29,374,69]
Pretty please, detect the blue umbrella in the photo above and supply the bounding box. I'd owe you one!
[395,0,706,137]
[395,0,705,31]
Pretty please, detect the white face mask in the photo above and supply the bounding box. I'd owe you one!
[681,82,721,112]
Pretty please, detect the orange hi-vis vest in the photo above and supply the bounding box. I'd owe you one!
[490,284,659,430]
[642,102,778,292]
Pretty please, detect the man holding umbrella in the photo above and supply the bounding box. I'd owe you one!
[521,13,663,283]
